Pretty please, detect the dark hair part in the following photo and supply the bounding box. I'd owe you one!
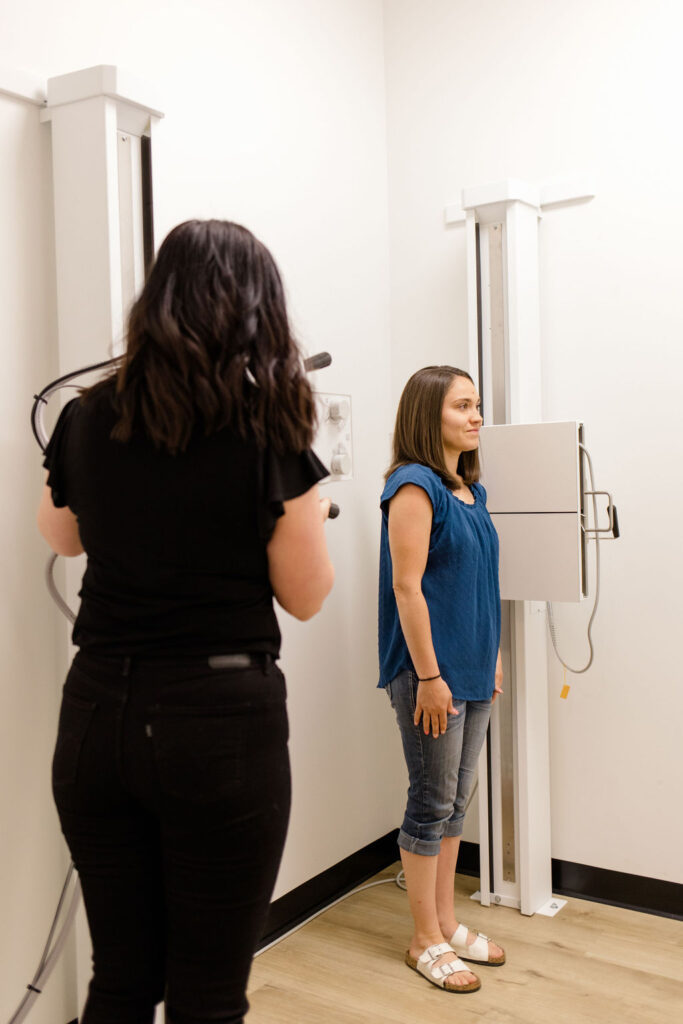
[85,220,315,454]
[385,365,480,489]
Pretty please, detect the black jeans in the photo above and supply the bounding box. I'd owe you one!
[53,650,291,1024]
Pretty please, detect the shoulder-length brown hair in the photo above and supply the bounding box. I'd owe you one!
[84,219,315,454]
[385,365,480,490]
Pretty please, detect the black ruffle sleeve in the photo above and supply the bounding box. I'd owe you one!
[42,398,79,508]
[258,446,329,540]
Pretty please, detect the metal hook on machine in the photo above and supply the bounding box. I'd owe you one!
[583,490,619,539]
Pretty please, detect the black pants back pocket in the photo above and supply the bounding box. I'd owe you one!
[149,710,245,803]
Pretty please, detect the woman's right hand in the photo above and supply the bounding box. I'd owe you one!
[414,677,458,738]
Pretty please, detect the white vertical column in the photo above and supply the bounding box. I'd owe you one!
[514,600,552,914]
[41,64,164,1014]
[462,181,553,916]
[43,65,163,370]
[48,94,125,364]
[503,200,552,915]
[504,201,542,425]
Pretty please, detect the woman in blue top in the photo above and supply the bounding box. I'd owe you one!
[379,365,505,993]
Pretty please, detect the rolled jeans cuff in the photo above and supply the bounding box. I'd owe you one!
[397,827,442,857]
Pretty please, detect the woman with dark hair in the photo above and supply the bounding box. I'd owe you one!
[37,220,334,1024]
[378,365,505,993]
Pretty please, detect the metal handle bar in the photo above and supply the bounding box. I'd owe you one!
[583,490,618,538]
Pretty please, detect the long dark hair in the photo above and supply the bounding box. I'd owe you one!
[385,365,480,489]
[85,220,315,454]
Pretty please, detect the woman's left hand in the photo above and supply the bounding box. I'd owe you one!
[492,649,503,705]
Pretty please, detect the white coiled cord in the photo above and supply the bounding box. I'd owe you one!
[546,443,601,674]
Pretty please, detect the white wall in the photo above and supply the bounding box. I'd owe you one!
[0,2,405,1019]
[0,90,75,1024]
[383,0,683,883]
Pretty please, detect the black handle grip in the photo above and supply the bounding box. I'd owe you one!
[304,351,332,372]
[611,504,620,539]
[328,502,340,519]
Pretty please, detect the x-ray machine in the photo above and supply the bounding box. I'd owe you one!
[446,179,618,915]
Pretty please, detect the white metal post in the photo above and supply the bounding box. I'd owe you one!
[42,63,163,1014]
[461,181,553,916]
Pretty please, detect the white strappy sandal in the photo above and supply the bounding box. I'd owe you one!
[449,923,506,965]
[404,942,481,992]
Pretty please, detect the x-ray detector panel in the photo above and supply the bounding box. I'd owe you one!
[480,421,584,602]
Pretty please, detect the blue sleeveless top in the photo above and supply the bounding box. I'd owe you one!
[378,464,501,701]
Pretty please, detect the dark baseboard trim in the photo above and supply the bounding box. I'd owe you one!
[260,836,681,944]
[452,841,683,921]
[259,829,400,949]
[551,858,683,921]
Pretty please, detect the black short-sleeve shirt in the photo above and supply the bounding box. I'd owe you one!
[43,388,328,657]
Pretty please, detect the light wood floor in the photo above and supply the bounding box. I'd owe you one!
[247,863,683,1024]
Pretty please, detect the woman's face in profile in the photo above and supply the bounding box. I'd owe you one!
[441,376,482,456]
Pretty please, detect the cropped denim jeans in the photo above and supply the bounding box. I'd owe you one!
[387,669,491,856]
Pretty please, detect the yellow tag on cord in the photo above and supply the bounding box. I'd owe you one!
[560,666,570,699]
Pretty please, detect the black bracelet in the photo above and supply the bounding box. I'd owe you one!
[417,673,441,682]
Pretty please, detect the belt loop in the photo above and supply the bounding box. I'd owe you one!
[122,656,131,677]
